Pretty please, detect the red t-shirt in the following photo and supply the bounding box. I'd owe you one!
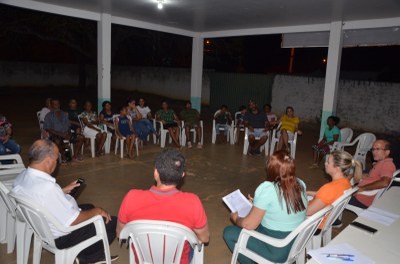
[118,186,208,264]
[356,158,396,206]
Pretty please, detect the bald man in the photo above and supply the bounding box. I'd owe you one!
[349,139,396,208]
[12,139,118,263]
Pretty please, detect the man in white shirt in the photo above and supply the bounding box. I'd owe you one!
[12,139,118,264]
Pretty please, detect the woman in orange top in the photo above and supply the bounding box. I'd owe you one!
[307,150,362,229]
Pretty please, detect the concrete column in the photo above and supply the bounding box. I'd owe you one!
[190,36,204,112]
[97,13,112,113]
[320,21,343,138]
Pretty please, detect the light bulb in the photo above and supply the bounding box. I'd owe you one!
[157,2,163,9]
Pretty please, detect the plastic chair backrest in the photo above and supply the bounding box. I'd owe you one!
[373,169,400,202]
[320,187,358,234]
[286,206,332,263]
[0,154,25,169]
[353,133,376,165]
[9,192,58,248]
[0,181,16,217]
[37,111,42,128]
[340,128,353,143]
[120,220,203,264]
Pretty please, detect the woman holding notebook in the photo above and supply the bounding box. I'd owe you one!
[223,150,308,263]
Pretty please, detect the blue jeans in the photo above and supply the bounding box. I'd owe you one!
[0,139,21,155]
[215,124,228,136]
[223,225,293,263]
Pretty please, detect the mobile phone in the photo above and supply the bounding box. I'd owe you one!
[69,178,85,197]
[350,221,377,234]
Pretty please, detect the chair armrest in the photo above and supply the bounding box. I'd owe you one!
[335,142,354,148]
[65,215,105,232]
[358,189,382,196]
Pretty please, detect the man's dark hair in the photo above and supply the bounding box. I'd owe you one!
[154,149,186,185]
[102,100,112,108]
[263,103,272,109]
[28,139,55,163]
[239,105,246,111]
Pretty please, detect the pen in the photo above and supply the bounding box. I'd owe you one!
[322,254,355,257]
[326,255,354,262]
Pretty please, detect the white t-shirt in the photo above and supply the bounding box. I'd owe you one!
[137,106,151,119]
[12,167,80,238]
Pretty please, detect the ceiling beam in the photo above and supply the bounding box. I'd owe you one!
[1,0,101,21]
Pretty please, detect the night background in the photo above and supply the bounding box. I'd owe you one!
[1,4,399,82]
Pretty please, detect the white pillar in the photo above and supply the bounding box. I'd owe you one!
[320,21,343,138]
[190,35,204,112]
[97,13,112,113]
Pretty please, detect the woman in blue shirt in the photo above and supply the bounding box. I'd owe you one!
[224,150,307,263]
[310,116,341,168]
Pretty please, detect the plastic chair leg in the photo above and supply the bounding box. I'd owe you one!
[90,138,95,158]
[6,213,15,253]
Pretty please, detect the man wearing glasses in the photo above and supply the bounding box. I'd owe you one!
[349,139,396,208]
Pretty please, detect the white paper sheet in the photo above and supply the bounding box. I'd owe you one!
[308,243,374,264]
[222,189,252,217]
[359,206,400,226]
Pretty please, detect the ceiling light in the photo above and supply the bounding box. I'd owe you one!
[157,0,164,10]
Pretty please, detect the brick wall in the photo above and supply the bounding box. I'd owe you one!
[271,74,400,134]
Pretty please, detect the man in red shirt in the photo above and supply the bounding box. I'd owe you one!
[116,149,209,263]
[349,139,396,208]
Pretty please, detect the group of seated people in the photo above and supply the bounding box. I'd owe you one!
[9,138,396,263]
[38,97,205,161]
[213,100,301,155]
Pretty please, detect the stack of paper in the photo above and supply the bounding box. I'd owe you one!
[222,189,252,217]
[308,243,374,264]
[359,207,400,226]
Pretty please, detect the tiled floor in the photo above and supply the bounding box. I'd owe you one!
[0,122,359,263]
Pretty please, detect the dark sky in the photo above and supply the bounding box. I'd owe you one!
[1,4,399,81]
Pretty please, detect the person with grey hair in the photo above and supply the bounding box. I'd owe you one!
[12,139,119,263]
[116,149,209,263]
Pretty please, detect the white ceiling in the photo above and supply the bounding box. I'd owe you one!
[3,0,400,33]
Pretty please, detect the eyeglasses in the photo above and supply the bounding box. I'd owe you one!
[370,148,387,151]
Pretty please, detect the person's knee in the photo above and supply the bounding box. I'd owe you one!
[0,144,6,155]
[223,225,241,243]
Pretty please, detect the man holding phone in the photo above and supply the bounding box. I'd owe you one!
[12,139,118,263]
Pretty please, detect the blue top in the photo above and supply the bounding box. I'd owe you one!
[244,111,268,129]
[324,125,341,143]
[100,110,115,123]
[253,180,307,232]
[118,115,133,137]
[43,110,71,133]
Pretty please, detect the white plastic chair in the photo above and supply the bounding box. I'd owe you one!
[334,132,376,169]
[119,220,204,264]
[345,169,400,216]
[180,120,204,147]
[154,120,174,148]
[233,111,245,144]
[325,127,353,152]
[97,123,112,154]
[0,154,25,170]
[113,115,139,158]
[308,187,358,250]
[211,119,234,144]
[78,114,96,158]
[230,206,332,264]
[0,182,33,264]
[242,127,269,156]
[9,192,112,264]
[0,167,25,247]
[269,123,298,159]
